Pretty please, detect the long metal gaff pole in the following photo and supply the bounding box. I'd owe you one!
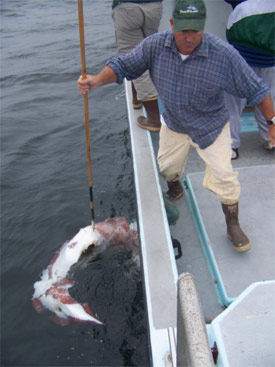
[78,0,95,229]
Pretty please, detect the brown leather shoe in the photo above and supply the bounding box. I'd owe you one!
[167,180,184,202]
[137,98,161,132]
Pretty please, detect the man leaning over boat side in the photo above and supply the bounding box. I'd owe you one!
[112,0,163,132]
[77,0,275,253]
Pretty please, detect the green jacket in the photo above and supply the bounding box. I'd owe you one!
[226,0,275,67]
[112,0,162,10]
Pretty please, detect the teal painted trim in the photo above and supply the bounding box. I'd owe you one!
[183,176,235,307]
[240,112,258,133]
[240,125,258,133]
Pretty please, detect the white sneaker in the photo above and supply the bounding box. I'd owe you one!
[263,141,274,150]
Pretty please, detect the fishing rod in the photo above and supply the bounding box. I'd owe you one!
[78,0,95,229]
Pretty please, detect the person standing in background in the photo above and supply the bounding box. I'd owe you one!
[112,0,163,132]
[224,0,275,159]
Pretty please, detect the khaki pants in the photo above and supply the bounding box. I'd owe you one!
[157,123,240,204]
[112,2,162,101]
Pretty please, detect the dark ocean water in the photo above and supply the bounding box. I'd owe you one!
[1,1,150,366]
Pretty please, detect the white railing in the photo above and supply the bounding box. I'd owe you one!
[176,273,214,367]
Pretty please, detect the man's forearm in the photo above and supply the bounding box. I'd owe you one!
[257,94,275,121]
[95,66,118,87]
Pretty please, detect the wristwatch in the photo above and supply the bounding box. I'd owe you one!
[267,116,275,125]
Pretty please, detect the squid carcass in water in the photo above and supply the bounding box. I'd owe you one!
[32,217,138,326]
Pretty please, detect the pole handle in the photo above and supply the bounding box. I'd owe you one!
[78,0,95,229]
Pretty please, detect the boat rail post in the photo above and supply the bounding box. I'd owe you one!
[177,273,214,367]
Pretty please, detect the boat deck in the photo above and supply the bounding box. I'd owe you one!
[210,280,275,367]
[184,165,275,306]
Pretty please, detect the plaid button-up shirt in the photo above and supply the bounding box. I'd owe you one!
[107,31,269,148]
